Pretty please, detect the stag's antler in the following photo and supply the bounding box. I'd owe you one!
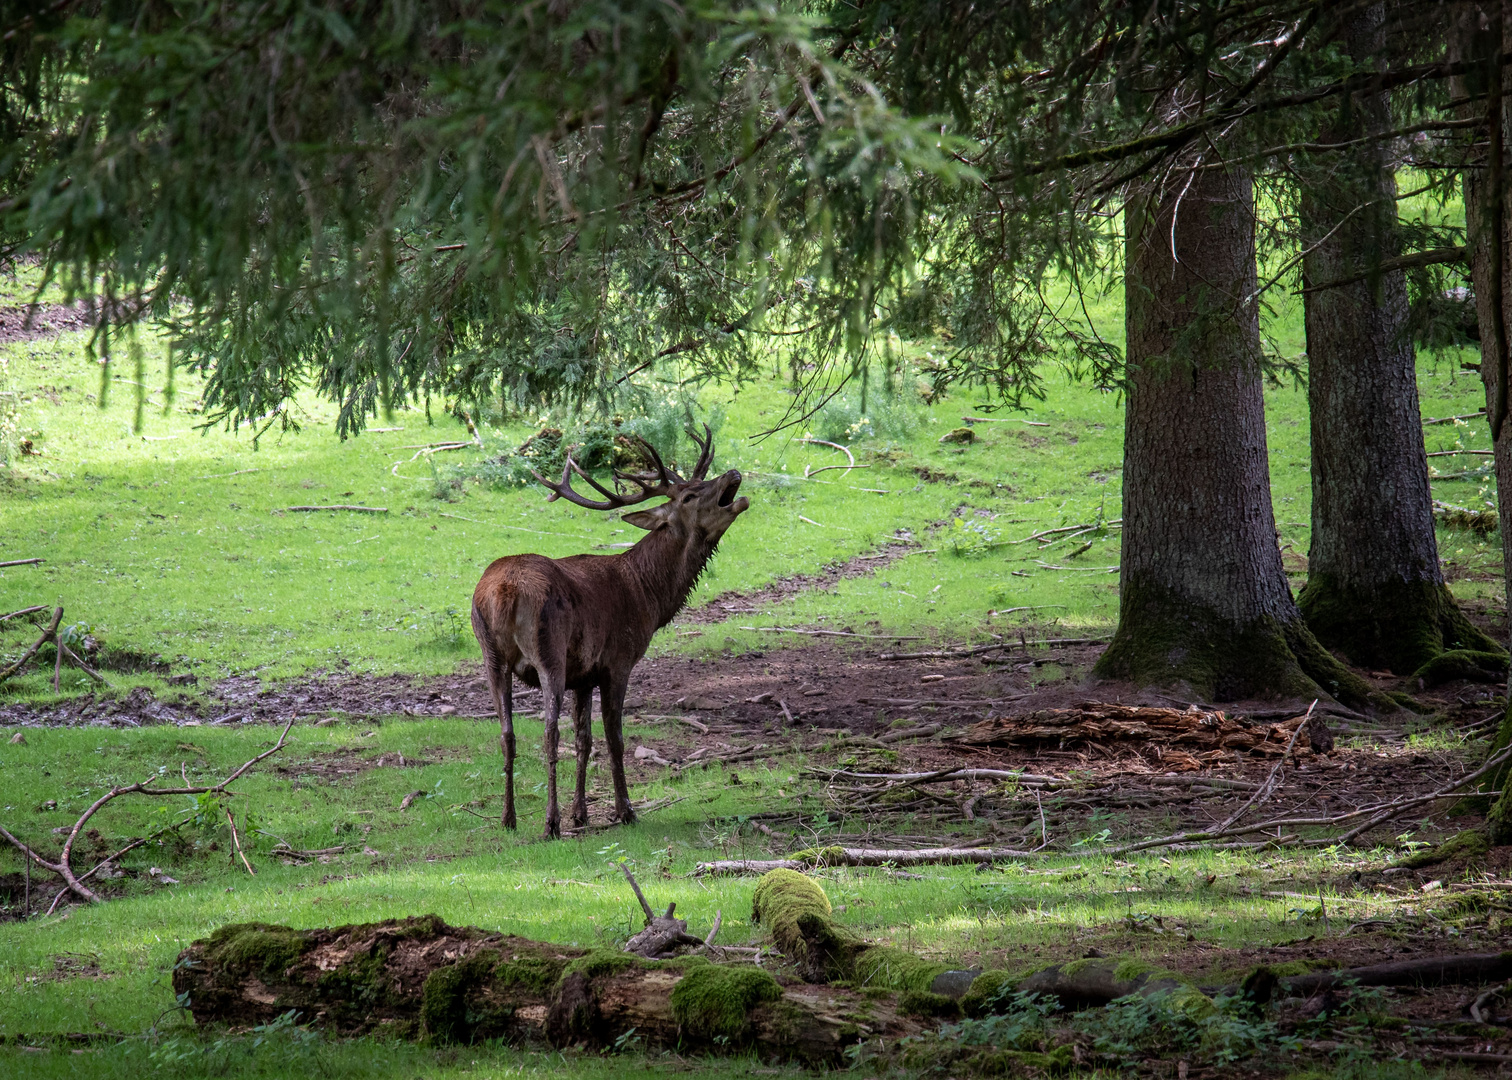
[687,423,715,480]
[530,435,680,510]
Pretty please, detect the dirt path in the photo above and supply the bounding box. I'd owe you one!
[0,301,94,344]
[678,537,921,623]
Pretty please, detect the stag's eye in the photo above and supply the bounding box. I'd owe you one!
[683,493,695,503]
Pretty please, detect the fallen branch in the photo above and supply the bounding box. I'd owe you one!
[0,718,295,906]
[1424,409,1487,426]
[695,845,1036,876]
[1280,953,1512,998]
[0,606,62,683]
[739,625,926,641]
[286,504,388,513]
[0,558,43,568]
[0,605,48,622]
[796,437,855,468]
[962,415,1050,426]
[1215,702,1314,832]
[879,637,1109,661]
[857,696,1025,708]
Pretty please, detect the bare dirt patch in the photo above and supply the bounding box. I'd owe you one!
[677,538,922,623]
[0,301,94,345]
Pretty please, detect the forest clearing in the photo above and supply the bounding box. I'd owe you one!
[4,3,1512,1079]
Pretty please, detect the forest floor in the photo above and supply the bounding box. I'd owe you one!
[1,263,1510,1079]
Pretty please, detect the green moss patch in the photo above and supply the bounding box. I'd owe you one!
[420,949,499,1044]
[751,869,832,956]
[669,964,783,1041]
[493,953,566,996]
[899,989,960,1018]
[1397,829,1491,870]
[204,922,311,977]
[559,949,639,984]
[960,970,1017,1018]
[853,945,949,993]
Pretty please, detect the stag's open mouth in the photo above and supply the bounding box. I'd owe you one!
[717,472,742,508]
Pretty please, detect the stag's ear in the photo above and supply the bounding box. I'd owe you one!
[622,505,672,531]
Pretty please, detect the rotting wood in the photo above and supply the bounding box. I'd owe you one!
[172,915,921,1061]
[286,504,389,513]
[1276,953,1512,998]
[956,702,1325,761]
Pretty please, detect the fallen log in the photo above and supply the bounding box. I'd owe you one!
[957,702,1330,761]
[1277,952,1512,999]
[695,845,1035,876]
[172,915,922,1061]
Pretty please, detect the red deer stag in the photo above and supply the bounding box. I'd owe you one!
[470,426,749,838]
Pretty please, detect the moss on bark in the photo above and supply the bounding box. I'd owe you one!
[1094,578,1380,707]
[1299,574,1504,676]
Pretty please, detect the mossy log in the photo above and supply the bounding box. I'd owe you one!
[171,915,923,1062]
[958,703,1333,764]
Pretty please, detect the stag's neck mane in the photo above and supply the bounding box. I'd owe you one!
[621,526,720,629]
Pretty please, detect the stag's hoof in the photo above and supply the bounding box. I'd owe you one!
[502,812,516,831]
[570,808,589,830]
[616,805,638,826]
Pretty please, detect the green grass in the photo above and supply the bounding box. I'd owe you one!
[0,260,1499,1079]
[0,281,1497,697]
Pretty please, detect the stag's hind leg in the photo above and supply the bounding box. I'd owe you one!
[599,675,637,825]
[473,608,517,831]
[569,688,593,830]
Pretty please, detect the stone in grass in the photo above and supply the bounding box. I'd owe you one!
[938,427,976,445]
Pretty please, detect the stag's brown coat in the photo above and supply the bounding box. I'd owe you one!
[471,431,749,838]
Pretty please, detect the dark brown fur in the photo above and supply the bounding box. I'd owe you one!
[471,468,748,837]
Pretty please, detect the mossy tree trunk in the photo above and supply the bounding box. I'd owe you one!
[1455,3,1512,837]
[1093,158,1372,705]
[1299,3,1504,680]
[172,916,920,1063]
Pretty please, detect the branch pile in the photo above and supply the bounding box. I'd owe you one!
[957,703,1334,767]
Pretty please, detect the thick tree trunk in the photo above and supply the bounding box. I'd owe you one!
[1454,2,1512,836]
[1094,162,1372,704]
[1300,4,1504,678]
[172,916,920,1062]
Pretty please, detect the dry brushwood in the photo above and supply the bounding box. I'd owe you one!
[957,702,1333,764]
[0,718,296,911]
[0,605,109,689]
[695,846,1037,876]
[173,914,923,1060]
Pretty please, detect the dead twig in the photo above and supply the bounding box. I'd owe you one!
[225,809,256,876]
[0,606,62,683]
[619,861,657,922]
[0,605,48,622]
[1215,701,1314,831]
[286,505,388,513]
[0,558,43,568]
[0,718,296,905]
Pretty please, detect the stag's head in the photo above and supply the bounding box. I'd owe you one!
[531,425,749,545]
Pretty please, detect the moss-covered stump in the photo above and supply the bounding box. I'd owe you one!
[173,915,923,1062]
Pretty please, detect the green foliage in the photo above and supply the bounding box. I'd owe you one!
[809,381,921,446]
[939,990,1054,1050]
[1073,989,1295,1066]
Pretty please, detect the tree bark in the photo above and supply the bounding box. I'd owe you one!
[1453,1,1512,836]
[172,916,921,1062]
[1094,159,1372,704]
[1300,3,1504,679]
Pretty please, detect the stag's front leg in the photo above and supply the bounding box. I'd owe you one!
[569,688,593,830]
[600,676,637,825]
[541,680,565,839]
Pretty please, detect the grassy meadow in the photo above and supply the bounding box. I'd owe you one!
[0,249,1503,1079]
